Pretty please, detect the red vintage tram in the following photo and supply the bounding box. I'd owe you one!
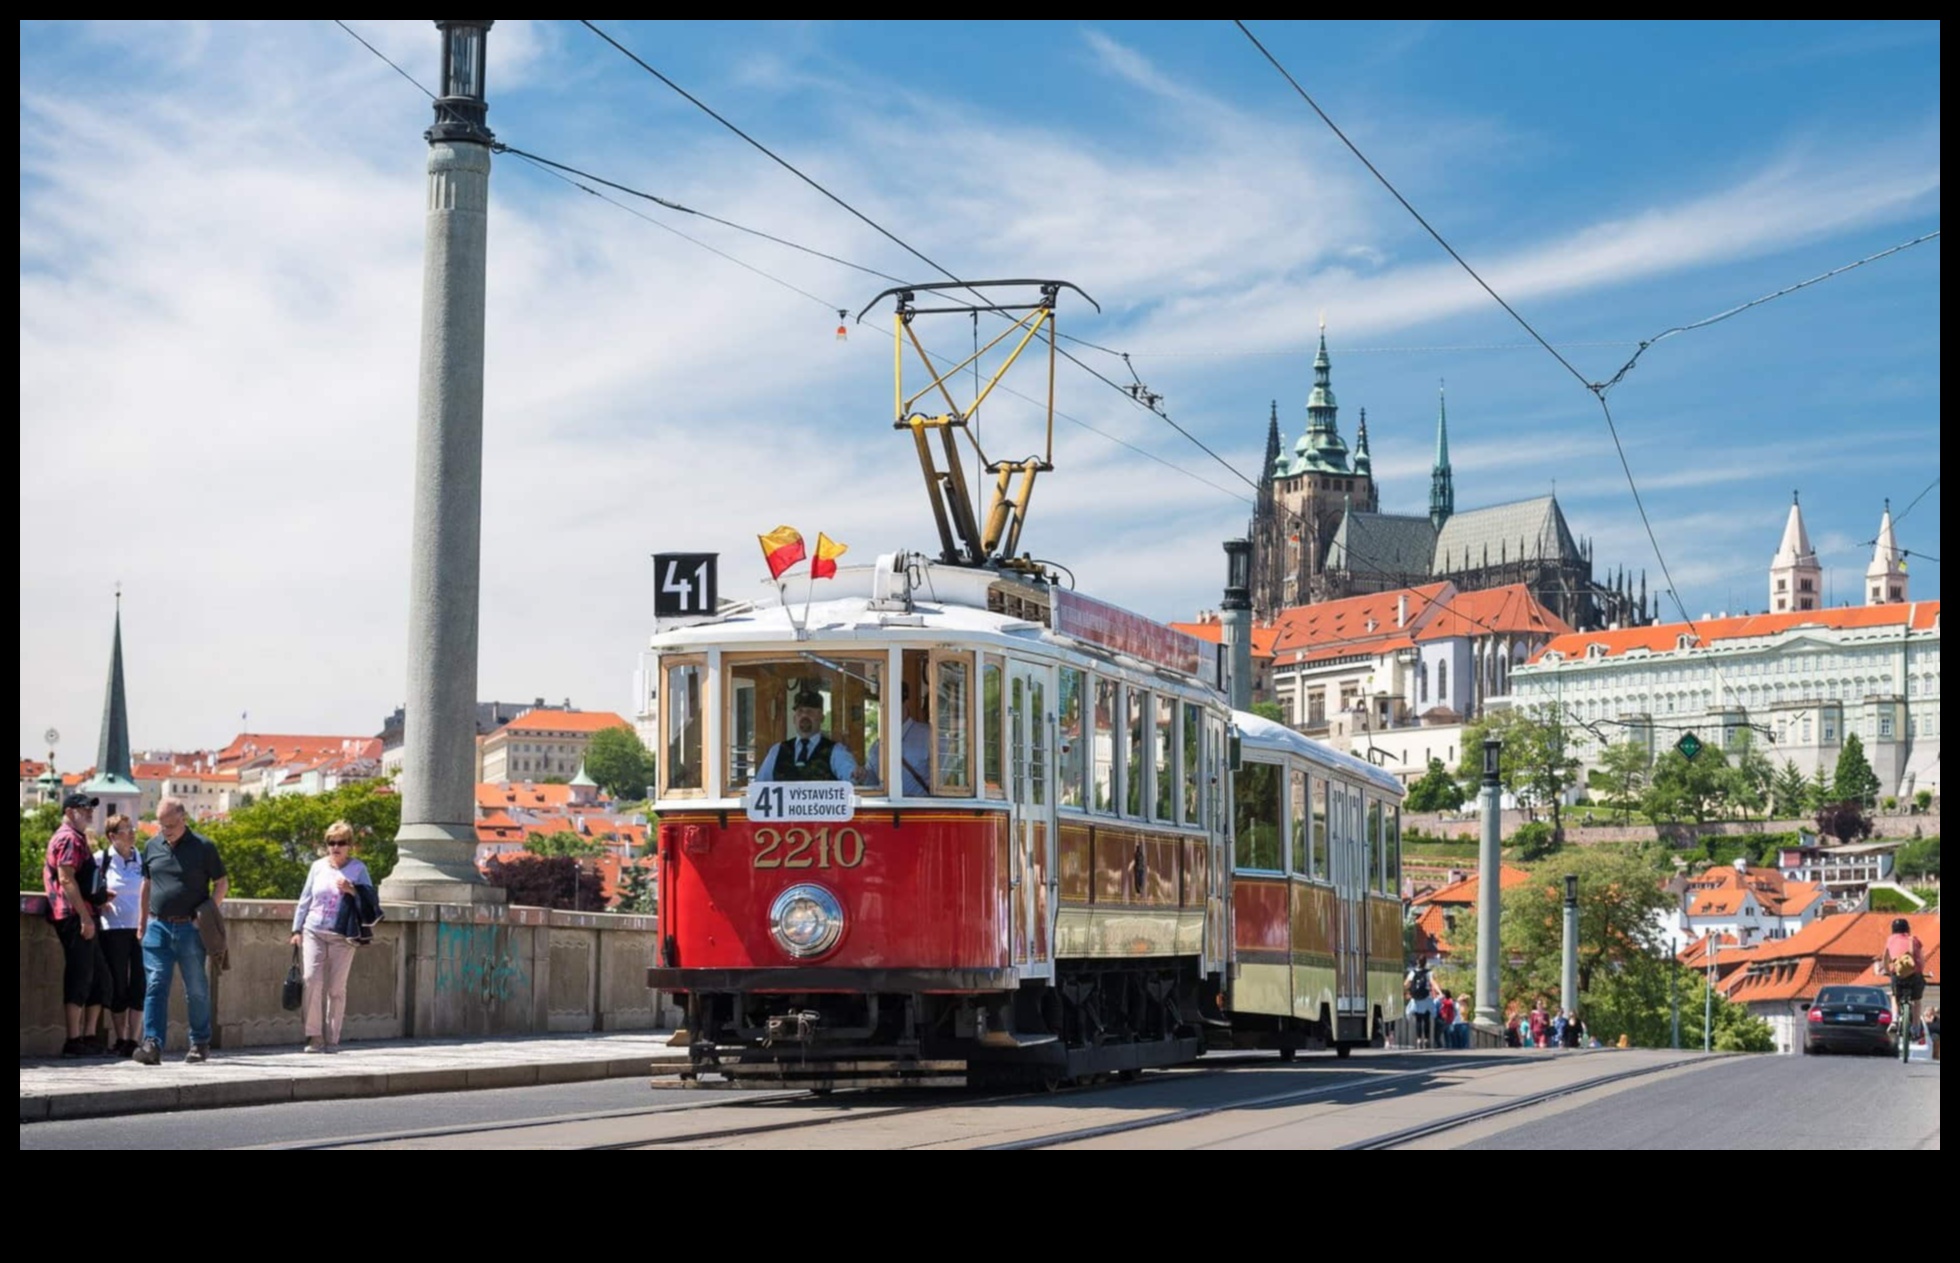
[645,282,1404,1088]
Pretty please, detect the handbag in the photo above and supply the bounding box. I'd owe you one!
[281,946,304,1012]
[88,849,113,906]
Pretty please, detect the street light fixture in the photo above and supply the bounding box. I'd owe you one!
[1482,735,1501,785]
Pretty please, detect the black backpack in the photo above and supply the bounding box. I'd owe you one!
[1408,968,1432,1001]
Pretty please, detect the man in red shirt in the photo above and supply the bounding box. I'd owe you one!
[44,791,109,1057]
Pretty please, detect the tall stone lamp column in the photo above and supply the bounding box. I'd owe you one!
[1473,736,1502,1032]
[1561,873,1580,1026]
[386,19,503,903]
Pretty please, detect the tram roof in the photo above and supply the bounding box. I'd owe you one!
[1232,709,1406,797]
[651,557,1225,693]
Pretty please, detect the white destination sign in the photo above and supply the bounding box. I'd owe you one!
[744,780,855,823]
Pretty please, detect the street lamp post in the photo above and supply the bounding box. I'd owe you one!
[1670,935,1680,1050]
[1561,873,1580,1027]
[1474,736,1503,1033]
[1704,936,1718,1053]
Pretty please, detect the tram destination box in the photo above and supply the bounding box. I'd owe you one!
[744,780,855,823]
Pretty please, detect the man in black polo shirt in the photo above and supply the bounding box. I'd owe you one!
[133,796,228,1065]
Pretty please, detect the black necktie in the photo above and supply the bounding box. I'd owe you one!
[798,739,810,764]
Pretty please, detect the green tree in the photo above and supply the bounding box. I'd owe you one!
[526,829,605,859]
[614,861,657,914]
[20,801,63,892]
[1770,760,1810,820]
[1597,740,1652,825]
[1803,767,1833,814]
[1726,735,1774,822]
[1458,705,1580,840]
[1449,845,1678,1046]
[1405,758,1465,813]
[483,854,604,911]
[1643,745,1735,825]
[583,726,657,801]
[201,780,401,897]
[1509,820,1560,861]
[1249,701,1285,724]
[1893,834,1940,881]
[1832,734,1882,807]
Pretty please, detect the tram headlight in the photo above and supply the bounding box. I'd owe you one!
[769,884,845,959]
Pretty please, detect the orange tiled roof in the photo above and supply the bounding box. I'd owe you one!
[21,759,49,777]
[1411,864,1533,907]
[1718,912,1941,1004]
[215,733,383,768]
[1413,584,1570,641]
[477,781,582,810]
[1532,600,1939,664]
[496,709,633,735]
[1270,582,1453,664]
[1168,621,1282,661]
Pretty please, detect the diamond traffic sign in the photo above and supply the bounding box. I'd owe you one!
[1675,732,1704,761]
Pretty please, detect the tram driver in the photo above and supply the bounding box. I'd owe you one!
[756,687,860,783]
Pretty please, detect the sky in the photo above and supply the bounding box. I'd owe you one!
[19,20,1942,760]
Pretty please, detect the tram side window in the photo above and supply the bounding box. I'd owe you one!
[1154,694,1175,823]
[932,654,973,794]
[983,656,1004,795]
[1368,799,1384,893]
[1234,760,1283,871]
[1181,702,1201,825]
[1290,769,1309,875]
[1057,667,1086,809]
[1206,714,1227,835]
[1030,677,1048,806]
[1312,776,1329,878]
[663,658,704,792]
[724,655,882,792]
[1125,687,1147,817]
[1093,676,1117,814]
[1387,806,1401,894]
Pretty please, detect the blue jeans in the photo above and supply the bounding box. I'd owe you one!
[142,920,211,1046]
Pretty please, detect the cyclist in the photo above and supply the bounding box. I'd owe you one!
[1881,917,1925,1052]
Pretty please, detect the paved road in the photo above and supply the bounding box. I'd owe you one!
[20,1048,1939,1149]
[1459,1052,1940,1150]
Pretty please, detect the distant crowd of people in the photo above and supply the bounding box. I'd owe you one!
[1400,955,1588,1050]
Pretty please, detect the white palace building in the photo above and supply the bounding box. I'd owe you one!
[1509,499,1939,801]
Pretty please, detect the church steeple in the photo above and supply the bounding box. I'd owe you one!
[1429,381,1455,530]
[1354,406,1372,478]
[82,590,139,804]
[1769,490,1821,613]
[1865,499,1908,605]
[1262,401,1283,481]
[1296,320,1351,473]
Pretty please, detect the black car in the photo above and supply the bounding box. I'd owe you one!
[1803,985,1896,1055]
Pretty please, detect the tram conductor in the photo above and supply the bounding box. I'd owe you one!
[757,688,860,782]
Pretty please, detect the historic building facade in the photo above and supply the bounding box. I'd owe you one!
[1247,328,1648,632]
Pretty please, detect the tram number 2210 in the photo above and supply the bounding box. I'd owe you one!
[753,827,866,870]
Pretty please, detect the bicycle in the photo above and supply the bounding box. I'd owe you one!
[1892,979,1924,1065]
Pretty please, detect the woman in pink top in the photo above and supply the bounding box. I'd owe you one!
[289,820,373,1053]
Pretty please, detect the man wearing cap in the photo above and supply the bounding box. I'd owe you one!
[44,791,110,1058]
[756,687,859,782]
[132,796,227,1065]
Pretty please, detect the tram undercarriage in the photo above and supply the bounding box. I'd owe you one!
[655,958,1216,1090]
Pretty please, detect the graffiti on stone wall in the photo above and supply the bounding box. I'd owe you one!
[435,922,531,1004]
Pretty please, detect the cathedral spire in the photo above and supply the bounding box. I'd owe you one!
[1429,380,1455,530]
[1354,406,1372,477]
[1866,498,1908,605]
[1262,400,1283,482]
[82,589,138,800]
[1295,318,1351,472]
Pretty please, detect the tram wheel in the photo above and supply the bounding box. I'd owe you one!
[1335,1044,1353,1060]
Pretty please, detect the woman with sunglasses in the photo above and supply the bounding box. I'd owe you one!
[289,820,373,1053]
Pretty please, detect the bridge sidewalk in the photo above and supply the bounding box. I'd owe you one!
[20,1031,689,1123]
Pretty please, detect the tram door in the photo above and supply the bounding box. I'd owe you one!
[1006,662,1056,975]
[1334,784,1366,1031]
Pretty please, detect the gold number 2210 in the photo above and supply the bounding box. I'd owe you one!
[753,826,866,870]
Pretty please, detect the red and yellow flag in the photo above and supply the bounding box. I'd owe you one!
[811,533,848,580]
[758,525,806,579]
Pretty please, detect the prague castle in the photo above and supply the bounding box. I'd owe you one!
[1247,325,1650,632]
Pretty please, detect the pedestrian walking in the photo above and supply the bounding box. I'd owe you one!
[133,797,228,1065]
[44,791,110,1057]
[95,813,147,1057]
[290,821,374,1053]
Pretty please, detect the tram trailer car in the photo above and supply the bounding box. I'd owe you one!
[645,557,1405,1089]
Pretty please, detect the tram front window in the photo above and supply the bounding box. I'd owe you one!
[726,655,882,791]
